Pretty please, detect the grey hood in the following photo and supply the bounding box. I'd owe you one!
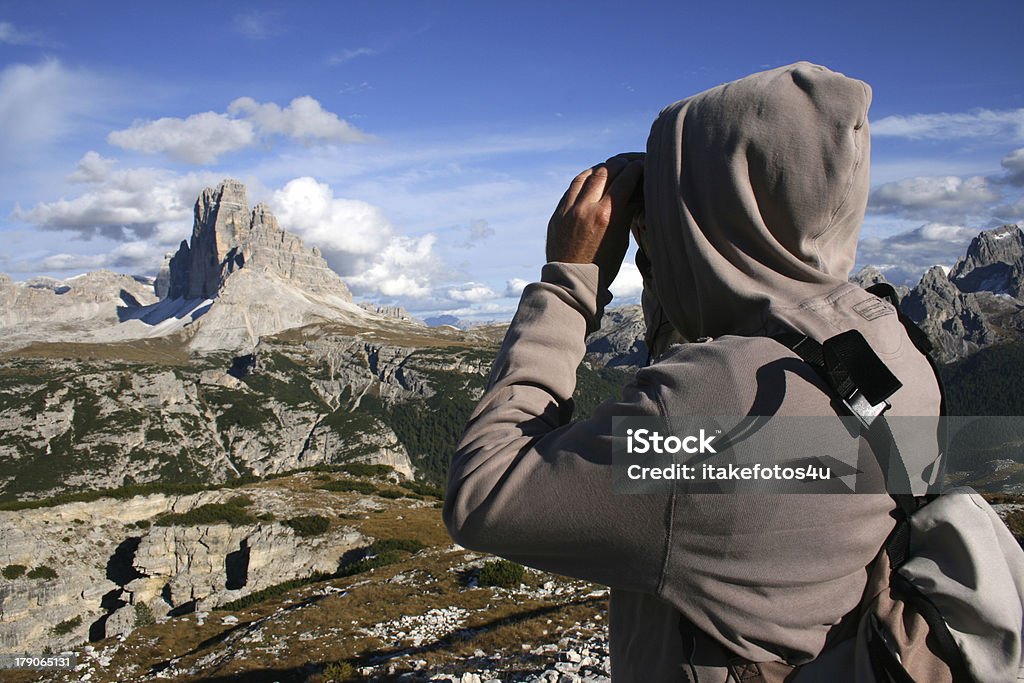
[642,62,872,349]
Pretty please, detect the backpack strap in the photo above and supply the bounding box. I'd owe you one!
[771,329,917,496]
[677,287,952,679]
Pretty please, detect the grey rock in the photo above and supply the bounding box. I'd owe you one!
[585,305,647,368]
[103,605,135,639]
[167,180,251,300]
[950,224,1024,297]
[359,302,421,324]
[0,271,159,351]
[0,489,365,654]
[902,266,993,363]
[849,266,910,301]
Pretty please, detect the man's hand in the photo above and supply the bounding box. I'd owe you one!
[546,153,644,292]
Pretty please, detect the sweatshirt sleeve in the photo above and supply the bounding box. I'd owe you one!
[443,262,670,594]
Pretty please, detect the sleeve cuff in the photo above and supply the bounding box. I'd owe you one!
[539,262,613,335]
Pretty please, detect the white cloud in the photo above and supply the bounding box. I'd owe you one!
[447,283,498,302]
[855,223,979,286]
[344,234,443,297]
[609,261,644,300]
[504,278,529,297]
[107,96,371,164]
[1001,148,1024,186]
[0,21,51,47]
[271,177,444,298]
[271,177,391,255]
[328,47,376,65]
[15,152,219,243]
[868,175,998,220]
[67,150,117,183]
[0,59,102,159]
[872,108,1024,142]
[11,240,164,274]
[108,112,255,164]
[228,96,372,144]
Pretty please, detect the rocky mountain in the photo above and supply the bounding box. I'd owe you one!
[150,180,373,353]
[0,272,159,352]
[584,305,646,368]
[0,180,384,355]
[358,302,421,323]
[898,224,1024,363]
[950,223,1024,297]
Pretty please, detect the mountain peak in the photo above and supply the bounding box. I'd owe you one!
[949,224,1024,296]
[157,180,352,303]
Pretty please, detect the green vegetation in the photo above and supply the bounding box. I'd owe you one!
[0,482,211,511]
[573,365,636,419]
[401,480,445,499]
[2,564,26,580]
[321,661,357,681]
[316,479,377,494]
[241,352,323,408]
[27,566,58,580]
[337,538,425,578]
[370,538,426,554]
[941,342,1024,416]
[134,602,155,628]
[154,499,256,527]
[377,488,411,500]
[382,379,479,487]
[336,551,403,577]
[477,559,525,588]
[51,615,81,635]
[218,572,333,612]
[336,463,393,478]
[284,514,330,537]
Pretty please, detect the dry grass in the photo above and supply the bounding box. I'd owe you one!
[270,320,502,351]
[0,336,192,365]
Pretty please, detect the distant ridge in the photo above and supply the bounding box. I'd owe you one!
[0,180,412,354]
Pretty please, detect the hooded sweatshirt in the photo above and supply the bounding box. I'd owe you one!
[444,62,941,681]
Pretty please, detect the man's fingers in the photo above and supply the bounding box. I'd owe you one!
[577,164,610,203]
[564,167,595,206]
[562,153,645,210]
[582,154,644,203]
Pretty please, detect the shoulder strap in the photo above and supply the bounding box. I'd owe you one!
[770,287,947,528]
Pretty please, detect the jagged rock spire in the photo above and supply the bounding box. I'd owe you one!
[157,180,352,302]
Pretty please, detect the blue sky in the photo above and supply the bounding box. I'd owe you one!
[1,1,1023,321]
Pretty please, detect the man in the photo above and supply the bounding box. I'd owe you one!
[443,62,941,680]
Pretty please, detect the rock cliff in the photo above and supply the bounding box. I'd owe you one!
[1,180,375,354]
[0,272,159,352]
[0,484,366,653]
[158,181,354,304]
[902,225,1024,363]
